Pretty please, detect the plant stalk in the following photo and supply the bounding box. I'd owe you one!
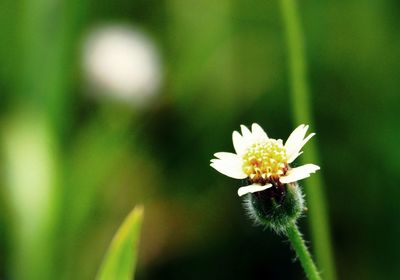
[286,223,321,280]
[279,0,337,279]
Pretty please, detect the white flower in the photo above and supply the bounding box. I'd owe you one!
[210,124,320,197]
[82,25,162,106]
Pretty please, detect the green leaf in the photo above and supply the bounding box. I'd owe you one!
[97,205,144,280]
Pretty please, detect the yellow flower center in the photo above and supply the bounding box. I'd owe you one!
[242,139,288,184]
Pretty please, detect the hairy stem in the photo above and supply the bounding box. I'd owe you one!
[286,223,321,280]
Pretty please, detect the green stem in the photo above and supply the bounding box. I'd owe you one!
[279,0,337,279]
[286,223,321,280]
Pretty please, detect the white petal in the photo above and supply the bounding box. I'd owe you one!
[210,153,246,179]
[237,183,272,197]
[285,124,307,153]
[302,132,315,144]
[285,124,316,163]
[251,123,268,139]
[240,125,253,144]
[210,162,247,179]
[287,132,315,163]
[279,164,320,184]
[232,131,246,155]
[213,152,240,160]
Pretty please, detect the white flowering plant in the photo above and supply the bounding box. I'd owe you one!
[210,123,322,280]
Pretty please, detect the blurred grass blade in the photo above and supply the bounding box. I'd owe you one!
[280,0,336,279]
[97,205,144,280]
[2,111,60,280]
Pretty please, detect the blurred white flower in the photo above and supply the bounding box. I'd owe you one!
[210,124,320,197]
[83,24,162,106]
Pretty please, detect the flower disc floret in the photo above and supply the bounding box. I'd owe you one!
[242,139,288,184]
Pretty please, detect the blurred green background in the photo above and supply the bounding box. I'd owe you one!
[1,0,399,279]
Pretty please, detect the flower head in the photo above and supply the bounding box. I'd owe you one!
[210,123,320,197]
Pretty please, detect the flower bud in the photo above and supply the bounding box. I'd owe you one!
[243,182,304,234]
